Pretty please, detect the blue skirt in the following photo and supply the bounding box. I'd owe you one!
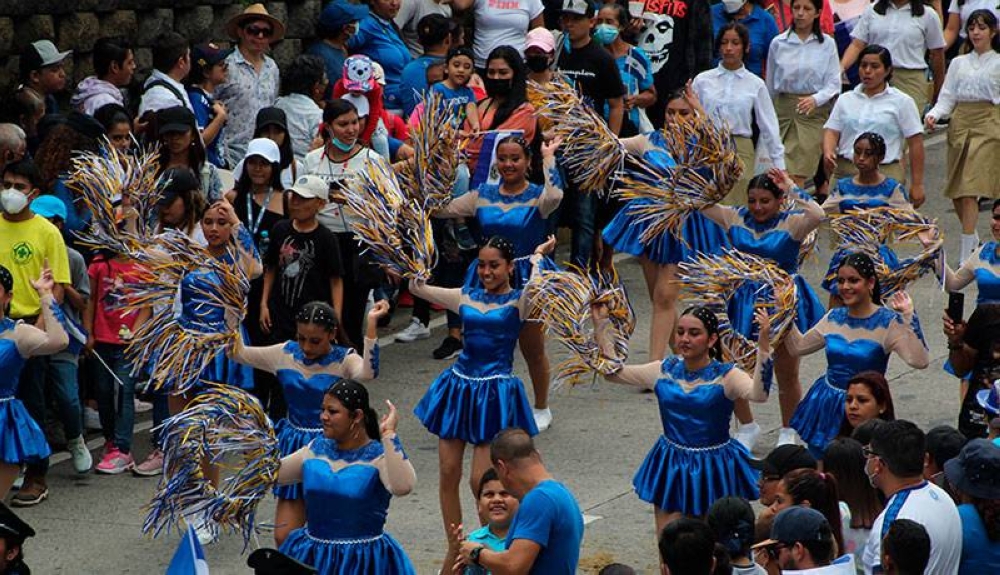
[0,397,52,464]
[463,255,558,290]
[414,367,538,444]
[823,245,900,295]
[728,275,826,337]
[632,435,760,516]
[790,376,846,457]
[602,201,729,265]
[280,530,416,575]
[273,419,323,500]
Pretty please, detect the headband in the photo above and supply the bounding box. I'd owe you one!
[688,306,719,334]
[0,265,12,293]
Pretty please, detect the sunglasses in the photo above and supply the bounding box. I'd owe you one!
[245,25,274,38]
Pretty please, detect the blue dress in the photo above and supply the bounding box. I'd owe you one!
[0,323,51,464]
[952,242,1000,305]
[632,357,760,515]
[279,438,416,574]
[414,288,538,444]
[823,177,908,295]
[603,131,730,264]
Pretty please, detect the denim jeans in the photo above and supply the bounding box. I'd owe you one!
[46,353,84,441]
[93,343,136,453]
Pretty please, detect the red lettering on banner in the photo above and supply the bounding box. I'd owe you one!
[488,0,521,8]
[644,0,688,18]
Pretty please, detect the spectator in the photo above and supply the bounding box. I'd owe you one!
[752,444,820,507]
[707,497,766,575]
[764,0,835,33]
[842,371,896,437]
[659,517,718,575]
[274,55,328,163]
[71,36,136,117]
[1,92,43,154]
[823,437,884,565]
[155,106,223,203]
[456,428,584,574]
[93,104,135,154]
[0,158,73,507]
[597,3,657,137]
[138,32,193,119]
[769,469,846,554]
[943,439,1000,572]
[237,107,300,190]
[399,14,458,118]
[463,468,520,575]
[395,0,453,56]
[0,504,34,574]
[524,26,556,85]
[943,303,1000,439]
[0,125,26,175]
[924,425,967,489]
[217,3,283,166]
[711,0,780,78]
[753,506,855,573]
[187,43,232,170]
[34,112,105,234]
[307,0,369,93]
[348,0,413,113]
[430,47,481,131]
[881,519,931,575]
[862,420,962,575]
[451,0,544,72]
[18,40,71,115]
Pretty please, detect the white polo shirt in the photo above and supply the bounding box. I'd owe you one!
[862,481,961,575]
[851,3,946,70]
[824,85,923,163]
[766,31,842,107]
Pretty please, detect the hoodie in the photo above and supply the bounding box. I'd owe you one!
[71,76,124,116]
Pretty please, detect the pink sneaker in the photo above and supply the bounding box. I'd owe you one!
[96,444,134,475]
[133,449,164,477]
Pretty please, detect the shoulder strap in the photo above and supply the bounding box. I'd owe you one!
[144,79,185,104]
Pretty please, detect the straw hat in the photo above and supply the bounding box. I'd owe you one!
[226,3,286,43]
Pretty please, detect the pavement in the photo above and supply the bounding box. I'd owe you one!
[21,131,966,574]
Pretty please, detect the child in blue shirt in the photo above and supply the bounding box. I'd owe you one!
[186,43,231,170]
[464,468,519,575]
[430,46,480,132]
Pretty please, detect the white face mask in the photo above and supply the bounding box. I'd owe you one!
[864,457,880,489]
[723,0,747,14]
[0,189,28,215]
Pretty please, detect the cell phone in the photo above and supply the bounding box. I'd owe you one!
[947,291,965,322]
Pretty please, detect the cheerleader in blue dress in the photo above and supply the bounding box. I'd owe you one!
[277,379,416,574]
[410,235,553,565]
[0,264,68,500]
[435,137,563,432]
[602,88,731,360]
[701,168,826,447]
[942,199,1000,305]
[593,304,772,532]
[787,253,929,458]
[230,300,386,546]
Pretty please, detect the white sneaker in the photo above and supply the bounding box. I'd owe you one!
[394,318,431,342]
[83,407,101,431]
[134,399,153,413]
[777,427,799,447]
[187,515,216,546]
[67,436,93,474]
[735,422,761,453]
[533,408,552,433]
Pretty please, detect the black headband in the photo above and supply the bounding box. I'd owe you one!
[688,306,719,335]
[326,379,369,412]
[0,265,12,293]
[841,252,876,278]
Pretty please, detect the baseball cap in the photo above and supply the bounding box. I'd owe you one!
[23,40,72,71]
[255,107,288,133]
[561,0,595,17]
[752,507,831,549]
[31,195,68,221]
[750,445,817,478]
[244,138,281,164]
[340,93,370,118]
[156,106,197,135]
[525,27,556,53]
[0,503,34,541]
[191,43,233,70]
[288,176,329,200]
[318,0,368,31]
[158,168,200,206]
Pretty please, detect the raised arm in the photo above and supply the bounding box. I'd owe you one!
[435,189,479,219]
[13,266,69,358]
[537,139,565,218]
[592,305,661,390]
[722,308,772,402]
[773,170,824,240]
[340,302,388,380]
[376,401,416,496]
[943,245,980,292]
[408,279,463,314]
[229,341,286,373]
[700,203,741,230]
[885,293,930,369]
[782,317,829,358]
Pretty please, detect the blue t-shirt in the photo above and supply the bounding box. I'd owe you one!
[710,4,780,78]
[349,14,413,110]
[399,54,445,118]
[430,82,475,126]
[612,47,654,130]
[187,87,227,169]
[464,525,506,575]
[505,480,583,574]
[958,503,1000,574]
[306,41,348,98]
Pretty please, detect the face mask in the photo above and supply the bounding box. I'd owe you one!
[0,189,28,214]
[864,457,879,488]
[330,136,355,152]
[723,0,747,14]
[525,54,551,73]
[593,24,620,46]
[483,77,513,98]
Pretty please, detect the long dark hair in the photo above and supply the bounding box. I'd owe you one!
[746,172,784,198]
[874,0,924,16]
[838,252,882,305]
[681,306,724,361]
[254,108,294,174]
[791,0,825,42]
[484,46,528,129]
[707,497,756,559]
[781,468,845,554]
[823,437,884,529]
[325,379,381,440]
[963,9,1000,53]
[848,370,896,419]
[234,156,283,196]
[157,127,207,175]
[715,22,751,60]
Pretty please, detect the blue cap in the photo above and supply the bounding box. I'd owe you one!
[31,195,68,221]
[319,1,369,31]
[753,507,831,548]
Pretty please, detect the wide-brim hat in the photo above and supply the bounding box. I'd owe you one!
[944,438,1000,499]
[226,3,286,43]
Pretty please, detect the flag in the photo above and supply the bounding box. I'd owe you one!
[166,528,210,575]
[469,129,524,190]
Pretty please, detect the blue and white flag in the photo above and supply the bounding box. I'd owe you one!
[166,528,210,575]
[470,129,524,190]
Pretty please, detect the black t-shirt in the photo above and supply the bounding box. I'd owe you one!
[556,40,625,119]
[265,220,344,332]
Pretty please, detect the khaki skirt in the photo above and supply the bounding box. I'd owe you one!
[728,136,756,205]
[834,157,905,185]
[774,93,832,178]
[891,68,930,116]
[945,101,1000,199]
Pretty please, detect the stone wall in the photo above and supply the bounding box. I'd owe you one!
[0,0,324,95]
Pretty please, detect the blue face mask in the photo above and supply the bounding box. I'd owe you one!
[330,137,355,152]
[593,24,620,46]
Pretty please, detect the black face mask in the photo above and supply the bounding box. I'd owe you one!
[483,77,514,98]
[525,55,550,73]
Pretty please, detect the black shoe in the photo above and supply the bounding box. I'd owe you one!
[432,336,463,360]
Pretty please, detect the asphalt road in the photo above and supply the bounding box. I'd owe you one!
[22,132,963,574]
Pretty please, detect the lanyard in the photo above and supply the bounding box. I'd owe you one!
[245,189,274,238]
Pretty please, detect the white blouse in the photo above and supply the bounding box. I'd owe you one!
[948,0,1000,39]
[766,31,842,107]
[927,51,1000,119]
[851,3,946,70]
[824,85,923,163]
[692,65,787,169]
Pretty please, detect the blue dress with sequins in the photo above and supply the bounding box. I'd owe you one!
[273,342,360,500]
[414,288,538,444]
[602,131,730,264]
[279,438,416,574]
[632,356,760,515]
[0,321,51,464]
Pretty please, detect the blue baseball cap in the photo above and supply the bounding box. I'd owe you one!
[31,195,68,221]
[319,0,369,31]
